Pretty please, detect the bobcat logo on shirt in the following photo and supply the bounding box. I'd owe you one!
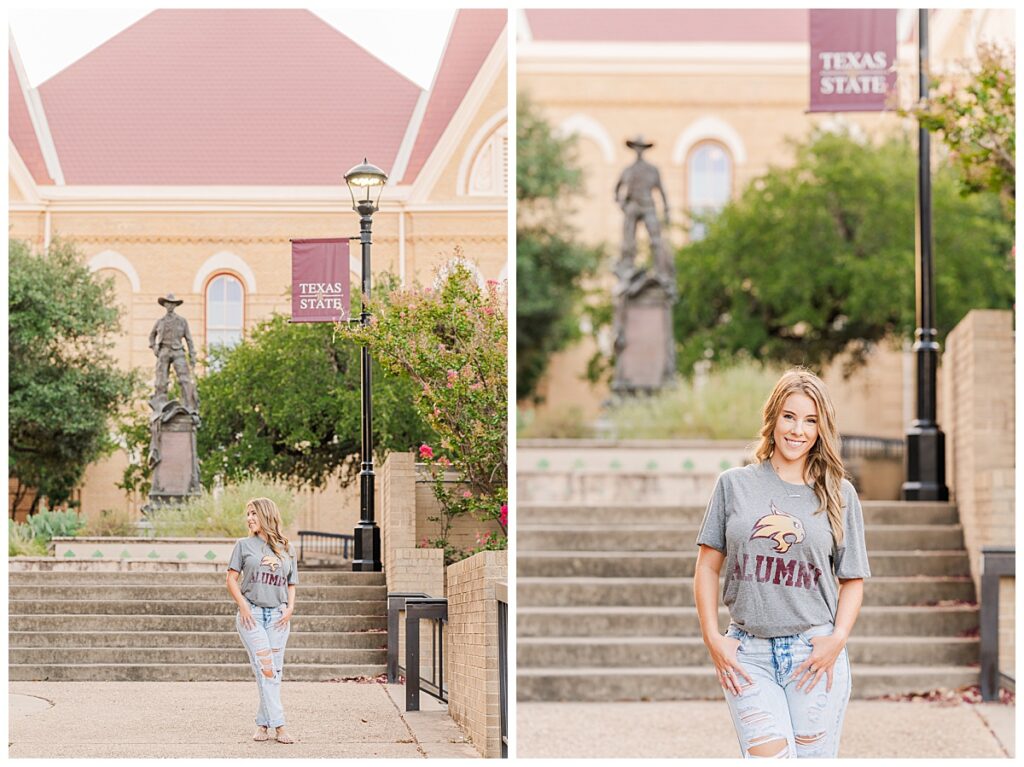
[749,501,805,554]
[260,554,281,573]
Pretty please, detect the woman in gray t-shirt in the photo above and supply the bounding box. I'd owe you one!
[226,497,299,744]
[694,369,870,758]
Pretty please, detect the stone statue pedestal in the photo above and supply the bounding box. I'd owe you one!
[145,401,201,513]
[611,269,676,395]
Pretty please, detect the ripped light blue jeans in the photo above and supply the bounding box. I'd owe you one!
[722,622,851,758]
[236,599,291,728]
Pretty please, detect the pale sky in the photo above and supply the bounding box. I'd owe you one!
[8,7,460,90]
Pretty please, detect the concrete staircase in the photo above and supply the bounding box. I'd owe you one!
[518,501,979,701]
[9,569,387,681]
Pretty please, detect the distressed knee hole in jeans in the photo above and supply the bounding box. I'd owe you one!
[257,649,274,678]
[747,737,790,758]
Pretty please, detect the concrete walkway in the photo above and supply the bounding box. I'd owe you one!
[9,681,479,758]
[518,699,1014,758]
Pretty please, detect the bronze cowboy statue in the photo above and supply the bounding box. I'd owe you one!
[145,293,202,501]
[610,135,677,396]
[614,134,673,283]
[149,293,198,414]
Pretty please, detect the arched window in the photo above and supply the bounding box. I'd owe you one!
[205,274,244,353]
[467,122,508,196]
[687,142,732,241]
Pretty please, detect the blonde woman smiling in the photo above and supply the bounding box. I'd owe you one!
[694,369,871,758]
[226,497,298,744]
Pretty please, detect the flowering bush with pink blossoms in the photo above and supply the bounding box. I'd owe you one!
[340,253,507,563]
[906,43,1015,220]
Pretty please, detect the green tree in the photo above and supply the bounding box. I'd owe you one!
[910,43,1015,220]
[9,237,138,515]
[196,312,433,490]
[674,130,1014,374]
[517,95,603,401]
[341,257,507,558]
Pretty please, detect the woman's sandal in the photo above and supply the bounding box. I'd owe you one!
[275,728,295,744]
[253,726,270,742]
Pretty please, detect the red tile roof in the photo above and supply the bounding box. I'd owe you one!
[400,9,506,183]
[34,9,422,185]
[525,9,809,44]
[9,52,54,185]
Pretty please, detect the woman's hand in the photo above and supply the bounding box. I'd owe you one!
[705,633,753,696]
[237,602,256,631]
[791,633,846,692]
[274,605,294,629]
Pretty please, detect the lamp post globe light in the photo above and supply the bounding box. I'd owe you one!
[345,158,388,571]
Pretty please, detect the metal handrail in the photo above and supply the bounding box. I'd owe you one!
[296,530,354,563]
[387,592,448,711]
[980,546,1015,700]
[839,434,904,459]
[496,581,508,759]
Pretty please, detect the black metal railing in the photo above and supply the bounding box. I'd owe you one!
[387,592,448,710]
[980,546,1015,700]
[496,581,508,759]
[840,434,904,460]
[296,530,354,563]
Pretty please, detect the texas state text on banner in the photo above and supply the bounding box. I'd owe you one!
[809,9,898,113]
[290,238,351,323]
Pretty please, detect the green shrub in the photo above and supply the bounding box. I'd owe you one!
[24,506,86,544]
[519,405,593,439]
[146,479,298,538]
[607,362,782,440]
[83,508,140,537]
[8,520,48,557]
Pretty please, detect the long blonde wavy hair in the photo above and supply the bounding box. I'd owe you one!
[754,369,846,546]
[247,497,291,558]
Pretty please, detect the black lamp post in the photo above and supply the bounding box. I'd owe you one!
[902,9,949,501]
[344,158,388,571]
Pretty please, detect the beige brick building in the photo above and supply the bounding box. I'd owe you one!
[9,9,508,530]
[517,8,1014,440]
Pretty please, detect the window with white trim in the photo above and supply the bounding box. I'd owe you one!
[206,274,244,353]
[687,142,732,241]
[468,122,508,196]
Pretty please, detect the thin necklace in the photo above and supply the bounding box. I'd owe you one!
[768,458,811,499]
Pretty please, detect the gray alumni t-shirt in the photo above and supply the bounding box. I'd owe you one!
[228,535,299,608]
[696,460,871,638]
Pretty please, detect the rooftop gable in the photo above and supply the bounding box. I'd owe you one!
[524,9,808,44]
[399,9,506,184]
[9,48,54,185]
[34,9,422,185]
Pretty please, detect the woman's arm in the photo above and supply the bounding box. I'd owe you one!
[832,577,864,642]
[276,584,296,628]
[695,544,752,695]
[226,569,255,629]
[694,545,726,644]
[792,577,864,692]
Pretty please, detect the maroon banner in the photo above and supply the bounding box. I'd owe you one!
[809,9,898,113]
[290,238,351,322]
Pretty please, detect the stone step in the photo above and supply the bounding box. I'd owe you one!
[9,646,387,665]
[518,636,979,668]
[518,525,964,552]
[8,599,386,616]
[518,550,970,578]
[9,630,386,649]
[9,584,387,601]
[516,502,958,527]
[9,614,387,633]
[516,665,979,702]
[517,576,975,608]
[9,663,386,682]
[517,606,978,639]
[7,570,384,585]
